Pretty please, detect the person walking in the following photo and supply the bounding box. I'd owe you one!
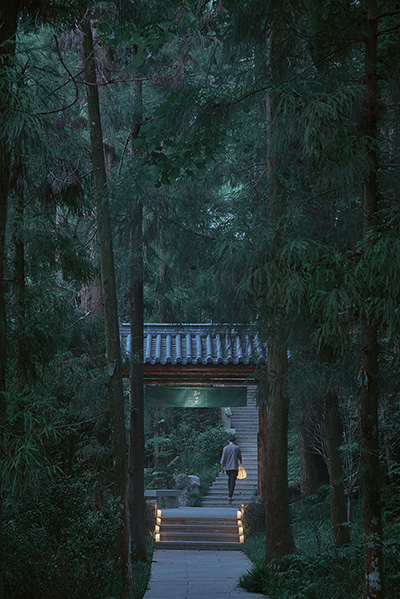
[220,435,242,502]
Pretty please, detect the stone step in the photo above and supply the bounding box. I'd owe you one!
[212,476,258,482]
[158,514,241,549]
[161,519,237,534]
[156,541,242,550]
[208,488,257,494]
[203,489,257,497]
[203,496,256,503]
[161,532,239,542]
[209,479,258,486]
[203,399,258,510]
[160,516,236,524]
[209,487,257,493]
[216,477,258,482]
[206,482,257,488]
[201,501,250,508]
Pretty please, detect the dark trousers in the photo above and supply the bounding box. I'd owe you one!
[226,469,238,498]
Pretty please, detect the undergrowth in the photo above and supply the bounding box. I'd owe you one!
[240,486,400,599]
[4,476,154,599]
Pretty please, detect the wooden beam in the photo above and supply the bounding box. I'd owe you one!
[122,362,264,385]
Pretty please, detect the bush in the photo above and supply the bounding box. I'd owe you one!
[4,476,117,599]
[242,502,265,537]
[241,489,400,599]
[240,545,364,599]
[187,492,203,506]
[145,501,157,540]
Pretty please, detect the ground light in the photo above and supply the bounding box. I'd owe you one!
[237,505,245,543]
[155,508,161,542]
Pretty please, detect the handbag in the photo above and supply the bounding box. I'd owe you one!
[237,465,247,480]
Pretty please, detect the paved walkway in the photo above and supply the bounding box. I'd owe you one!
[143,549,264,599]
[145,508,263,599]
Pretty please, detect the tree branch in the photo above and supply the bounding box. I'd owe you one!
[54,411,108,430]
[35,35,79,116]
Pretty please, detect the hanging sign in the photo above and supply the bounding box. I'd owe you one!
[145,385,247,408]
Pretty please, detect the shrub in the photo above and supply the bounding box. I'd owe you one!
[4,476,117,599]
[187,492,203,507]
[240,544,364,599]
[242,502,265,538]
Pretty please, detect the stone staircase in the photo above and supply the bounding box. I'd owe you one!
[202,388,259,508]
[156,509,243,550]
[154,388,258,550]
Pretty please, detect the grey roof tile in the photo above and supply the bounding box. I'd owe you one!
[120,323,267,366]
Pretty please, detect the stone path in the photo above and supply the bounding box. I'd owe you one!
[143,549,264,599]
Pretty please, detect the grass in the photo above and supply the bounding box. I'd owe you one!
[132,559,152,599]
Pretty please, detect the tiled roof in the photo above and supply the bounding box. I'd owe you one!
[120,323,267,366]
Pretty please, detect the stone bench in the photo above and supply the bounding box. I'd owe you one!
[144,489,182,508]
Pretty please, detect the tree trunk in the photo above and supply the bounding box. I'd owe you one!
[82,18,132,598]
[360,2,384,597]
[264,341,295,562]
[128,79,147,562]
[257,400,267,501]
[156,228,167,323]
[263,26,295,563]
[298,422,329,498]
[128,254,146,561]
[325,388,350,547]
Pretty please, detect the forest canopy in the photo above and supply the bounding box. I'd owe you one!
[0,1,399,599]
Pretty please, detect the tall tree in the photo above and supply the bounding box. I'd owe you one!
[257,10,296,563]
[360,1,384,596]
[128,79,146,561]
[81,17,132,598]
[325,387,350,547]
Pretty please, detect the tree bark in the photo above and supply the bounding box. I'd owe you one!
[263,25,295,563]
[128,203,146,561]
[257,400,267,501]
[298,422,329,498]
[325,388,350,547]
[360,2,384,597]
[264,341,295,562]
[82,18,132,598]
[128,80,147,561]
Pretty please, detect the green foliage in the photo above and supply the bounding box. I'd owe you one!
[186,491,203,507]
[144,467,175,490]
[241,490,400,599]
[144,407,227,493]
[240,544,364,599]
[131,560,152,599]
[1,391,61,495]
[2,2,400,597]
[3,476,118,599]
[287,425,301,485]
[242,502,265,538]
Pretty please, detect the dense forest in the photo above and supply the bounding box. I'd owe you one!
[0,1,399,599]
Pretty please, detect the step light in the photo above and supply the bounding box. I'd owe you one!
[155,509,162,542]
[237,504,245,543]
